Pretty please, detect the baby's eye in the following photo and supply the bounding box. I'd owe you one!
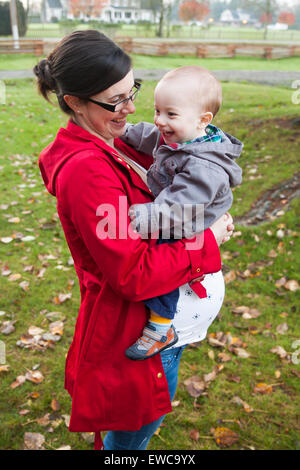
[168,112,177,117]
[154,109,160,115]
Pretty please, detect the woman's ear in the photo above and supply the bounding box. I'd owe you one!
[199,112,213,129]
[63,94,83,114]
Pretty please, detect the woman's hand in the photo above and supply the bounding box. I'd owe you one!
[210,212,234,246]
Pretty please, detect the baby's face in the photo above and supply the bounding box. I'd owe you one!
[154,78,204,145]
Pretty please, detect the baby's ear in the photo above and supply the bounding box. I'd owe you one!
[199,112,213,128]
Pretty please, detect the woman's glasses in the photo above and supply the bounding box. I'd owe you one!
[87,81,142,113]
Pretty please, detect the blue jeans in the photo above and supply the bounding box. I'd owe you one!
[144,238,179,319]
[103,346,185,450]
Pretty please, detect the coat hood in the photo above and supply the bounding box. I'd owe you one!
[165,131,243,187]
[39,121,98,196]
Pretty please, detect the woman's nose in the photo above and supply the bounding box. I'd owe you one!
[122,99,135,115]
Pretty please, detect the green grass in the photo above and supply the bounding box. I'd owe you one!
[0,78,299,450]
[0,53,299,73]
[22,23,300,42]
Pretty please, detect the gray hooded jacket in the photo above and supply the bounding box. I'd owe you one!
[122,122,243,238]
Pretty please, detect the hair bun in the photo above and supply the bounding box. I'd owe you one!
[33,59,56,91]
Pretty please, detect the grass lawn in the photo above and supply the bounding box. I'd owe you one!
[0,78,299,450]
[0,53,300,73]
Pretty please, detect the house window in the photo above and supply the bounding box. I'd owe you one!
[125,12,131,18]
[114,11,122,18]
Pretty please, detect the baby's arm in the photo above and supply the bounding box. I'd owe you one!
[130,159,229,238]
[121,122,161,156]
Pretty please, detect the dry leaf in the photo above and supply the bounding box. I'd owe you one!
[275,277,286,288]
[231,347,250,358]
[254,383,273,394]
[218,352,232,362]
[24,432,45,450]
[224,270,236,283]
[284,280,299,292]
[0,364,10,373]
[268,249,277,258]
[49,321,64,336]
[36,413,51,427]
[184,375,206,397]
[232,396,253,413]
[25,370,44,384]
[11,375,26,389]
[189,429,200,441]
[211,427,239,448]
[8,273,22,282]
[51,398,60,411]
[269,346,288,359]
[57,445,71,450]
[276,323,288,335]
[28,326,44,336]
[52,293,72,304]
[171,400,180,408]
[208,350,215,360]
[0,320,16,335]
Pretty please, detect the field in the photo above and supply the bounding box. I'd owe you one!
[0,55,299,450]
[23,23,300,42]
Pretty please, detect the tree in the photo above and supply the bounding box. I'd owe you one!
[242,0,279,39]
[69,0,107,18]
[0,0,27,36]
[179,0,210,23]
[277,11,295,26]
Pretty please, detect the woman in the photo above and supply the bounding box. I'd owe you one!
[33,30,234,450]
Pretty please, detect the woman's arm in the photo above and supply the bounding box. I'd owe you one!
[58,154,224,302]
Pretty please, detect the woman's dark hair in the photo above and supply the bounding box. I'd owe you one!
[33,30,132,115]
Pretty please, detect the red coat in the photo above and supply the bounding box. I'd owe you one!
[39,120,221,439]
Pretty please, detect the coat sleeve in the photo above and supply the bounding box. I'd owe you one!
[121,122,161,156]
[59,154,221,302]
[132,157,232,237]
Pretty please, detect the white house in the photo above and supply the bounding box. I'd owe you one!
[66,0,158,24]
[41,0,65,22]
[219,8,257,26]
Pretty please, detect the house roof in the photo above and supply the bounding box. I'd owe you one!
[47,0,62,9]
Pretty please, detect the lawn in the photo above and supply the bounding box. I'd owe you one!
[1,53,299,73]
[0,77,299,450]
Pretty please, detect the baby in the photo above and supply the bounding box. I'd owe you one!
[123,66,243,361]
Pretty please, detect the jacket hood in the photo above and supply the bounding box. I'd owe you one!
[39,120,113,196]
[165,131,243,187]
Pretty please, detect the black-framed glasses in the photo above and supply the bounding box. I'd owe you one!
[87,81,142,112]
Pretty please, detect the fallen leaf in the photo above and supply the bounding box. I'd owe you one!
[268,249,277,258]
[211,427,239,448]
[8,273,22,282]
[227,375,241,383]
[49,321,64,336]
[184,375,206,397]
[218,352,232,362]
[231,347,250,358]
[51,398,60,411]
[36,413,51,426]
[19,409,31,416]
[269,346,288,359]
[24,432,45,450]
[28,326,44,336]
[171,400,180,408]
[276,323,288,335]
[189,429,200,441]
[0,320,16,335]
[232,396,253,413]
[25,370,44,384]
[8,217,20,224]
[57,445,71,450]
[0,365,10,373]
[275,277,287,288]
[11,375,26,389]
[284,280,299,292]
[224,270,236,283]
[52,293,72,304]
[254,383,273,394]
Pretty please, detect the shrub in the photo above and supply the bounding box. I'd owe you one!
[0,0,27,37]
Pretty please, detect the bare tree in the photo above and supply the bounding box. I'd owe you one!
[242,0,279,39]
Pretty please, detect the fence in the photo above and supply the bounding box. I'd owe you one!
[116,38,300,59]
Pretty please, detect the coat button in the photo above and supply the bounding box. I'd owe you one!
[157,372,162,378]
[196,268,201,272]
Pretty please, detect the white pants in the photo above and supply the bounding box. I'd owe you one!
[170,270,225,348]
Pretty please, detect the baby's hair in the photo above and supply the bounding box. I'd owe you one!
[159,66,222,117]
